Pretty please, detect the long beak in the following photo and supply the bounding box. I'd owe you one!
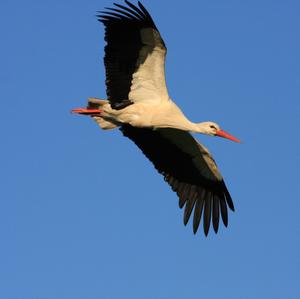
[215,129,240,143]
[71,108,102,115]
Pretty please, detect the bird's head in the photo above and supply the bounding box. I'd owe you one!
[196,121,240,142]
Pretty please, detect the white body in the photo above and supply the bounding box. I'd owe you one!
[90,98,218,135]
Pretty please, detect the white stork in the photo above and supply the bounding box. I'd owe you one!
[72,1,240,236]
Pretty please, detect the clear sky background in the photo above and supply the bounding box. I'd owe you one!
[1,0,299,298]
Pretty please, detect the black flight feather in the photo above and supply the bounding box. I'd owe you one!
[212,195,220,233]
[203,193,212,236]
[193,196,205,234]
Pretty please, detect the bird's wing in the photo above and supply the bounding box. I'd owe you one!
[120,125,235,236]
[97,1,169,109]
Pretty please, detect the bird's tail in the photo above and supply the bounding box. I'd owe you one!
[88,98,118,130]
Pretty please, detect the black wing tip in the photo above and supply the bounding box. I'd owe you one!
[226,194,235,212]
[184,185,236,236]
[220,193,229,228]
[203,221,210,237]
[192,195,204,234]
[212,221,219,234]
[179,201,185,209]
[176,183,235,236]
[222,180,235,212]
[97,1,156,27]
[181,186,201,230]
[230,200,235,211]
[193,223,199,234]
[190,180,235,236]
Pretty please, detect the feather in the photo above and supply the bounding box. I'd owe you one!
[219,196,228,227]
[183,191,197,225]
[212,195,220,233]
[113,2,145,21]
[224,183,235,211]
[99,11,129,20]
[203,192,212,236]
[104,7,140,21]
[178,183,189,209]
[125,0,147,18]
[138,1,156,26]
[193,192,205,234]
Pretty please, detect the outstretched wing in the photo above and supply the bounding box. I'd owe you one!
[97,1,169,109]
[120,125,235,236]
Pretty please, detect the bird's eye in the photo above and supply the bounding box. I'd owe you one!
[210,125,216,129]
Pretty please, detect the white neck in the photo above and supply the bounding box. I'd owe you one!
[155,120,210,135]
[150,102,211,134]
[186,122,210,134]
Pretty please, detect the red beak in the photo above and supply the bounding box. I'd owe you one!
[215,129,240,143]
[71,108,102,115]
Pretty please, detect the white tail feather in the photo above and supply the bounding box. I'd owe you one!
[91,116,118,130]
[88,98,118,130]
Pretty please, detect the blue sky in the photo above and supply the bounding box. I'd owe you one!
[0,0,299,298]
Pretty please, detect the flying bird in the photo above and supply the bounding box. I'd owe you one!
[72,1,240,236]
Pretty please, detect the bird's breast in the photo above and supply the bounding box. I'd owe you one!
[108,100,191,130]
